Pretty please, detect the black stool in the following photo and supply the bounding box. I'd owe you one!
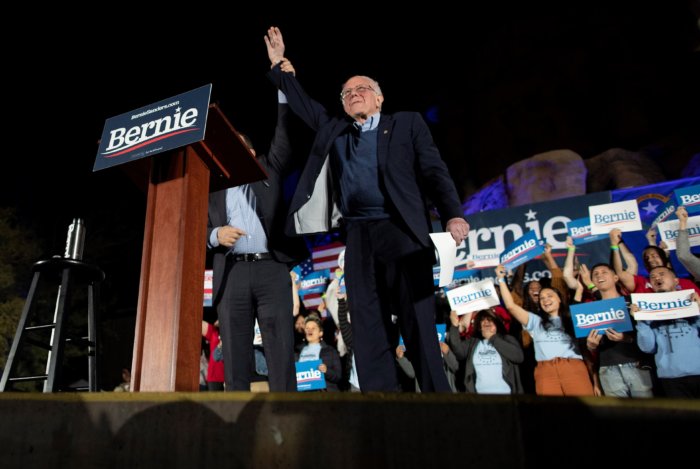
[0,257,104,392]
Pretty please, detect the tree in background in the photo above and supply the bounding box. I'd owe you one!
[0,207,43,375]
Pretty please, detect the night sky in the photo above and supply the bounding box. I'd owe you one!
[3,3,699,312]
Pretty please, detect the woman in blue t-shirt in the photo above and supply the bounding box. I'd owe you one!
[447,308,524,394]
[495,265,596,396]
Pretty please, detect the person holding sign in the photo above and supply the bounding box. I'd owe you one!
[675,206,700,281]
[583,264,654,398]
[495,265,597,396]
[630,266,700,398]
[296,316,342,391]
[446,309,523,394]
[609,228,700,295]
[510,243,568,393]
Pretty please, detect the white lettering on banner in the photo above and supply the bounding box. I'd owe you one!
[452,288,494,305]
[472,272,548,285]
[104,107,199,155]
[524,216,569,243]
[571,226,591,237]
[296,369,322,381]
[637,299,692,311]
[466,216,570,260]
[593,211,637,224]
[542,216,570,243]
[524,220,540,239]
[502,238,536,263]
[680,194,700,205]
[575,308,626,327]
[468,223,523,255]
[523,270,551,283]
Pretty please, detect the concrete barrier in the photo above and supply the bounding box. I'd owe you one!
[1,392,698,468]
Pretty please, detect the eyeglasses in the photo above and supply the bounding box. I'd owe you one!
[340,85,376,101]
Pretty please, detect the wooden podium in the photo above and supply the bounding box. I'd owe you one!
[130,104,266,391]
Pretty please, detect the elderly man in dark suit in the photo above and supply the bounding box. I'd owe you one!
[264,27,470,392]
[207,85,308,392]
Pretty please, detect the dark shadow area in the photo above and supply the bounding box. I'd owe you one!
[1,393,698,468]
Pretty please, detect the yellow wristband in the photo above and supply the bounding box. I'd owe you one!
[610,245,619,250]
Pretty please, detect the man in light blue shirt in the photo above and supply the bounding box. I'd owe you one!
[207,75,308,392]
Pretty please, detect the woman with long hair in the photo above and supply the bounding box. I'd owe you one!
[495,265,596,396]
[447,308,523,394]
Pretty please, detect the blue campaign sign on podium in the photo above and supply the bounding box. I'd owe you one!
[93,84,212,171]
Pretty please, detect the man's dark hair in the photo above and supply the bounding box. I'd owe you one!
[642,245,672,270]
[648,265,677,277]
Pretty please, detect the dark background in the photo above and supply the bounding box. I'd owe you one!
[3,3,699,318]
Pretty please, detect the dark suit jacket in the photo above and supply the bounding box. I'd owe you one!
[267,66,465,247]
[206,103,308,304]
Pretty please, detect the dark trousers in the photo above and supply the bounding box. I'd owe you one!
[207,381,225,391]
[345,218,451,392]
[217,258,296,391]
[660,375,700,398]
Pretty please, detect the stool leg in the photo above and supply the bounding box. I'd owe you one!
[0,271,42,391]
[87,283,99,392]
[44,268,73,392]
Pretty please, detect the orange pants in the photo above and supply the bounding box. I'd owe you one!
[535,357,594,396]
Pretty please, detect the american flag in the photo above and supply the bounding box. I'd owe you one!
[203,269,213,307]
[293,241,344,310]
[295,257,315,278]
[312,241,345,271]
[293,257,326,310]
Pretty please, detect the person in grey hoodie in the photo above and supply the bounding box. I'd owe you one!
[674,206,700,281]
[631,265,700,398]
